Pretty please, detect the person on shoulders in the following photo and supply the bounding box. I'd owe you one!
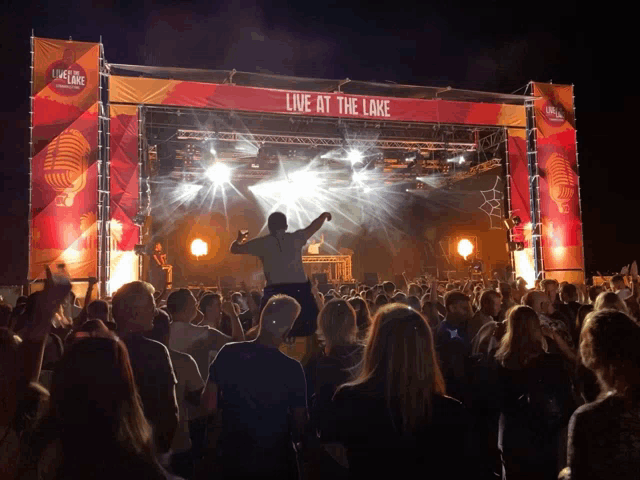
[230,211,332,338]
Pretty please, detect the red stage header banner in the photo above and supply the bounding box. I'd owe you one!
[30,38,100,280]
[110,76,525,127]
[533,82,584,277]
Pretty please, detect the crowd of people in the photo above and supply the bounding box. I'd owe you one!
[2,212,640,479]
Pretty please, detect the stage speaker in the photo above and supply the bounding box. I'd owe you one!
[363,272,379,287]
[312,273,328,285]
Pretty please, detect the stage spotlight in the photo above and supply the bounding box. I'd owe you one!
[133,212,148,227]
[507,241,525,252]
[504,216,522,230]
[457,238,474,260]
[191,238,208,258]
[205,162,231,185]
[347,149,363,166]
[210,147,216,155]
[447,155,465,165]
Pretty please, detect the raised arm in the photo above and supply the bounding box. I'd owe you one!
[221,301,245,342]
[230,230,251,255]
[300,212,332,241]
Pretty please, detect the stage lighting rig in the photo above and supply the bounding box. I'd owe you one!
[504,216,522,230]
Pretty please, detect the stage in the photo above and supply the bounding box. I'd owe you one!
[27,36,586,297]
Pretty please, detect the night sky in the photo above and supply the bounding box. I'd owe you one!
[0,1,633,284]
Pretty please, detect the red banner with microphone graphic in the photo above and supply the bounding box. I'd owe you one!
[533,83,584,276]
[30,38,100,279]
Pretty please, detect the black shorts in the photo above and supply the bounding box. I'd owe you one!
[259,280,319,337]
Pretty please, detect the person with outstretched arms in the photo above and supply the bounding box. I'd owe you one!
[230,211,332,337]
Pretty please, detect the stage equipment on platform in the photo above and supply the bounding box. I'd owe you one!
[133,211,148,227]
[134,244,148,255]
[507,241,525,252]
[302,255,353,283]
[503,215,522,230]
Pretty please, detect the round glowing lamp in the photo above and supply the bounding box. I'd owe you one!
[190,238,208,258]
[457,239,474,260]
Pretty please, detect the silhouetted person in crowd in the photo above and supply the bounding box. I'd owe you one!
[230,211,332,337]
[202,295,308,479]
[86,299,109,323]
[435,291,473,404]
[149,309,204,480]
[498,282,517,321]
[561,309,640,480]
[168,289,243,382]
[559,283,582,342]
[495,306,575,480]
[372,293,389,314]
[610,274,632,300]
[541,279,562,310]
[328,304,470,479]
[469,289,501,341]
[18,335,172,480]
[347,296,372,341]
[594,291,630,314]
[311,300,363,433]
[112,281,178,456]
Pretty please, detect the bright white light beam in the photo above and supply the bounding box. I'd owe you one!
[205,163,231,186]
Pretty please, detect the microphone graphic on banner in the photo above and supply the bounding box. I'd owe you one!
[44,129,90,207]
[546,152,576,214]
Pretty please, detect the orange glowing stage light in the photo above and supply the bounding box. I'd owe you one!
[457,239,474,260]
[190,238,208,258]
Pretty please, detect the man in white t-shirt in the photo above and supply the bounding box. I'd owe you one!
[230,211,332,336]
[148,309,205,479]
[610,274,633,300]
[167,289,244,381]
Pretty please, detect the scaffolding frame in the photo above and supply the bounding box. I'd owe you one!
[525,82,544,280]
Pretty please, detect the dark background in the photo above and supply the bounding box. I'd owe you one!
[0,1,632,284]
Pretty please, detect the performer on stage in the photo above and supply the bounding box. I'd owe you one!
[151,241,172,290]
[230,211,332,337]
[307,234,324,254]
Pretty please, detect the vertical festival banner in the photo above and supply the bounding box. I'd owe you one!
[507,128,536,287]
[30,38,100,279]
[533,83,584,277]
[108,104,140,294]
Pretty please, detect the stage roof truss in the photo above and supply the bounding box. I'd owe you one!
[175,129,477,152]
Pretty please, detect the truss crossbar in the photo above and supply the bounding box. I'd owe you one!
[176,129,476,151]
